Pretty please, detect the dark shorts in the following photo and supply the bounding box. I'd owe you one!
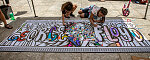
[82,7,90,18]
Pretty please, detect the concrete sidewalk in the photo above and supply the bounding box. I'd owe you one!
[0,0,150,60]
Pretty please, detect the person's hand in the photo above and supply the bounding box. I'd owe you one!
[122,8,126,11]
[93,24,97,27]
[93,19,97,22]
[63,23,66,26]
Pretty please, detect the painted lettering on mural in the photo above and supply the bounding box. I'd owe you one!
[1,20,150,47]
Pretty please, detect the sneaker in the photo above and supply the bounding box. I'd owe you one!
[135,1,139,4]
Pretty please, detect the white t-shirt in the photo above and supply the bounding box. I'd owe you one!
[88,5,102,20]
[91,5,100,16]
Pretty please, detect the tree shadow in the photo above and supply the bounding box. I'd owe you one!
[14,11,27,16]
[115,14,149,20]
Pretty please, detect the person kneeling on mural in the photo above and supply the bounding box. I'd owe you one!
[61,2,77,25]
[78,5,108,27]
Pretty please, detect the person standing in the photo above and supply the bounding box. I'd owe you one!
[0,9,13,29]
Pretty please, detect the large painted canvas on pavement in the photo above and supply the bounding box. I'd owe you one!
[0,19,150,52]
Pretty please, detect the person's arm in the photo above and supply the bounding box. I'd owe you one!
[62,14,65,25]
[89,13,97,27]
[96,17,105,23]
[93,18,97,22]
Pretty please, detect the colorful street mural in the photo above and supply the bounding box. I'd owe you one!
[0,20,150,47]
